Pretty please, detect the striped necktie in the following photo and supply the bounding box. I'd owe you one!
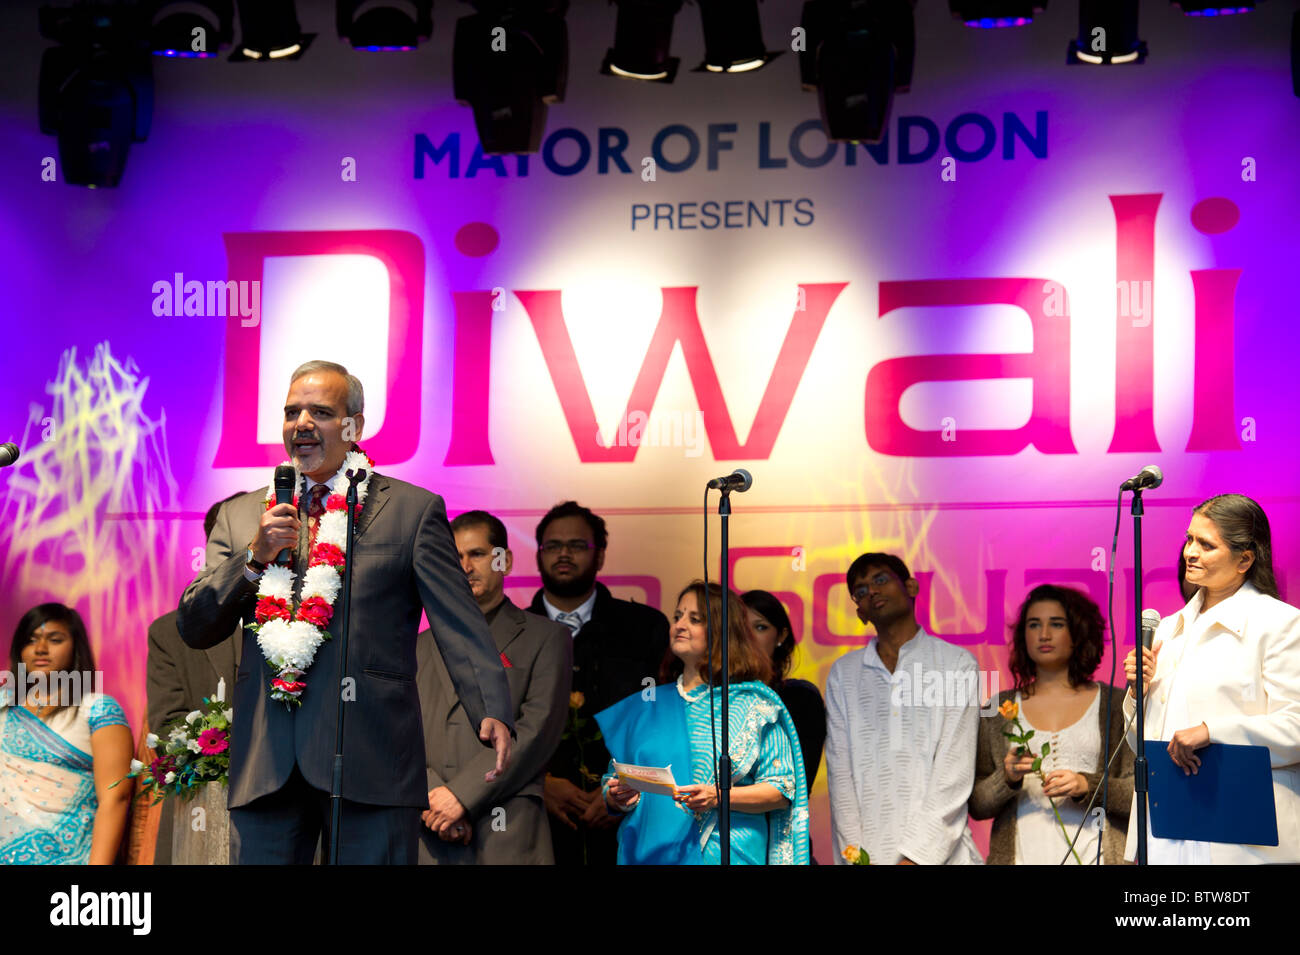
[555,611,582,636]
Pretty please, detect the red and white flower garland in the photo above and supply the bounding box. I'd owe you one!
[250,449,373,707]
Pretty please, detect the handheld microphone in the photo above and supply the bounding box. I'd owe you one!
[273,465,297,565]
[1120,465,1163,492]
[707,469,753,492]
[0,443,19,468]
[1128,608,1161,692]
[1140,608,1160,650]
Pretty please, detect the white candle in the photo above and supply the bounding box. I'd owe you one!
[216,678,226,703]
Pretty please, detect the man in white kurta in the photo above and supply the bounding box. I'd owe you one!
[826,553,983,865]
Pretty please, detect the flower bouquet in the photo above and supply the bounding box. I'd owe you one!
[112,694,233,802]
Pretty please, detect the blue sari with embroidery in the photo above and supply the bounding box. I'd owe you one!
[0,693,129,864]
[597,679,810,865]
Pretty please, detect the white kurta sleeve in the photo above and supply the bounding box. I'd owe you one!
[825,660,862,864]
[895,656,978,865]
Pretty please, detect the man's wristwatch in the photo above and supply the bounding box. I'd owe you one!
[244,545,267,577]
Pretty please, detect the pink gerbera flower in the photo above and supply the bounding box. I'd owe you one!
[196,728,229,755]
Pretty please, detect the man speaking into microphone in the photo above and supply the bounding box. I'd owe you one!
[178,360,514,864]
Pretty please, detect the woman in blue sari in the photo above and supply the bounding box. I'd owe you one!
[597,581,809,865]
[0,604,133,864]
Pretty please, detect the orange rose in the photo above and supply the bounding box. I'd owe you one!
[842,846,861,864]
[569,691,585,710]
[998,700,1018,721]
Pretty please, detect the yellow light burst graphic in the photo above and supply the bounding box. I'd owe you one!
[1,343,180,730]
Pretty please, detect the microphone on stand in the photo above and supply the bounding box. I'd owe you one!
[0,443,19,468]
[707,469,753,492]
[273,465,296,565]
[1120,465,1163,492]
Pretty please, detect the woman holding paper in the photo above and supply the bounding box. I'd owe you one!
[1123,493,1300,863]
[597,581,809,865]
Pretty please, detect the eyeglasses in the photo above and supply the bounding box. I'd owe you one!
[541,539,595,555]
[851,572,897,604]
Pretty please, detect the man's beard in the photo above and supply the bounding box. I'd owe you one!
[540,561,599,599]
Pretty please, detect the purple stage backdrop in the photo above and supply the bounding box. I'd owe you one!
[2,1,1298,860]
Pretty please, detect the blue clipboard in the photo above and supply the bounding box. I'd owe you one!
[1148,742,1278,846]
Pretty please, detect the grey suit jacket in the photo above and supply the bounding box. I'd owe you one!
[177,471,514,809]
[417,599,571,865]
[147,609,240,733]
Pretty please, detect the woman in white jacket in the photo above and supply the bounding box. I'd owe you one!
[1123,493,1300,863]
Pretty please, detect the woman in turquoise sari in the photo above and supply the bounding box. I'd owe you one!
[597,581,809,865]
[0,604,133,864]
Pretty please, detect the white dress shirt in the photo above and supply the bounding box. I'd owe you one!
[826,629,983,865]
[542,589,597,637]
[1124,581,1300,863]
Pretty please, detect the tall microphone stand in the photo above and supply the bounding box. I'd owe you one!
[717,488,734,865]
[1130,487,1149,865]
[328,467,366,865]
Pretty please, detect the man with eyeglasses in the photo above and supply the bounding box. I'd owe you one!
[824,552,982,866]
[528,500,670,866]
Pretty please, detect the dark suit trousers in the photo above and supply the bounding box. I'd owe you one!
[230,766,419,864]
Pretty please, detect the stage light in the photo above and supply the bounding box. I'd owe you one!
[601,0,683,82]
[1172,1,1253,15]
[1292,11,1299,98]
[453,3,568,154]
[337,1,433,51]
[799,0,913,143]
[38,3,153,188]
[148,1,232,58]
[230,0,314,61]
[949,1,1044,27]
[696,0,774,73]
[1068,0,1145,65]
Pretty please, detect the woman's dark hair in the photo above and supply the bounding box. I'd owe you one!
[9,603,97,716]
[1192,493,1280,600]
[1176,547,1197,603]
[660,581,772,687]
[1008,585,1105,692]
[740,589,796,685]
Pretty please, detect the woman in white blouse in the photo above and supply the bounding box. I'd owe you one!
[1124,493,1300,863]
[972,585,1132,863]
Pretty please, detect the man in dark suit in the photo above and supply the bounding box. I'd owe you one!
[417,509,570,864]
[528,501,669,866]
[178,360,514,864]
[146,491,246,865]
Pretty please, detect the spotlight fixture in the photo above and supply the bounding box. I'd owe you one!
[800,0,914,143]
[1292,11,1299,98]
[696,0,775,73]
[38,3,153,188]
[453,3,568,154]
[148,1,232,58]
[949,0,1043,28]
[1172,1,1254,14]
[1068,0,1145,64]
[337,1,433,51]
[230,0,314,61]
[601,0,683,82]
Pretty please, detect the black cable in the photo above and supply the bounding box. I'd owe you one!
[1058,487,1124,865]
[703,487,718,799]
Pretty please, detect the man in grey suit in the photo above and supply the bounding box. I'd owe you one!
[146,492,245,865]
[417,510,571,864]
[178,360,514,864]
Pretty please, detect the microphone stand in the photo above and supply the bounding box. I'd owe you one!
[717,489,733,865]
[1131,487,1149,865]
[328,467,366,865]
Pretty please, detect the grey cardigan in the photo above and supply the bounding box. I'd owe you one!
[970,683,1133,865]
